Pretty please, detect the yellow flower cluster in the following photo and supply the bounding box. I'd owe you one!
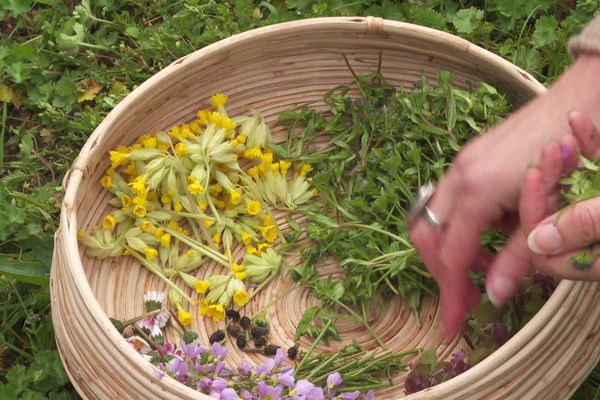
[81,93,312,325]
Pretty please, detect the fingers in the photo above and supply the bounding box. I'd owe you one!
[528,198,600,256]
[569,110,600,159]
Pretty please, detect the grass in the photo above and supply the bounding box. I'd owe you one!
[0,0,598,398]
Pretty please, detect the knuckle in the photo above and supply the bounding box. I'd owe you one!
[570,203,600,242]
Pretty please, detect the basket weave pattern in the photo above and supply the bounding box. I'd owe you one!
[51,17,600,399]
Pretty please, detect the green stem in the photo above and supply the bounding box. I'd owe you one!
[329,296,387,350]
[340,223,413,248]
[296,320,333,372]
[128,247,193,303]
[165,227,229,267]
[303,352,341,381]
[122,309,160,327]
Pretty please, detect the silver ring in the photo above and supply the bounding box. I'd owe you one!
[407,182,440,228]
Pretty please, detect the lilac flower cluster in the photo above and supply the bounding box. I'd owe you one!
[149,339,374,400]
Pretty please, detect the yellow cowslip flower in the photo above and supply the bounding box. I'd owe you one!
[154,227,165,238]
[195,280,210,294]
[197,201,208,211]
[130,176,146,195]
[190,121,202,134]
[186,249,197,257]
[246,200,261,216]
[261,215,273,227]
[233,271,247,280]
[132,195,146,206]
[210,93,228,109]
[232,263,245,273]
[109,150,129,168]
[203,219,215,228]
[144,247,158,261]
[207,304,226,322]
[147,190,158,201]
[198,300,209,315]
[229,190,241,206]
[260,225,278,243]
[246,245,258,256]
[169,125,181,138]
[157,143,170,151]
[215,199,226,210]
[161,194,171,204]
[103,215,116,230]
[173,201,183,212]
[123,162,137,177]
[159,233,171,247]
[133,205,147,218]
[181,124,194,139]
[121,194,131,208]
[247,166,260,180]
[221,117,237,137]
[187,181,204,195]
[242,147,262,160]
[260,152,273,165]
[197,109,210,125]
[270,162,280,175]
[100,175,112,188]
[212,233,221,246]
[234,290,249,307]
[141,220,153,232]
[280,160,292,175]
[176,303,192,327]
[209,183,223,195]
[167,188,176,196]
[236,134,247,144]
[209,111,223,126]
[175,142,188,157]
[240,232,252,246]
[257,242,271,253]
[299,163,313,177]
[140,135,157,149]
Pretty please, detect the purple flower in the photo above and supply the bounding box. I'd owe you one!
[237,361,253,376]
[340,391,360,400]
[294,380,315,396]
[212,377,228,392]
[277,369,295,388]
[364,390,374,400]
[199,377,213,393]
[326,372,342,395]
[257,381,282,400]
[154,369,165,380]
[256,358,275,377]
[221,388,239,400]
[181,341,203,360]
[306,387,324,400]
[274,348,287,366]
[211,342,229,360]
[168,356,188,377]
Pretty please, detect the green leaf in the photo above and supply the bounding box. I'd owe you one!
[451,7,484,34]
[0,257,49,286]
[295,306,320,341]
[6,62,31,84]
[419,348,438,367]
[532,16,559,47]
[6,0,32,16]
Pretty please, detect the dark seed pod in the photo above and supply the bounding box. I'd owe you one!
[253,336,267,348]
[287,345,298,359]
[227,324,241,338]
[236,336,247,349]
[263,345,279,356]
[240,316,251,330]
[226,309,241,321]
[251,326,268,338]
[208,330,225,344]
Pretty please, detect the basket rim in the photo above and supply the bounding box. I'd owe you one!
[54,16,576,398]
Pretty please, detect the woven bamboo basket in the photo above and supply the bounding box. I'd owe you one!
[51,16,600,400]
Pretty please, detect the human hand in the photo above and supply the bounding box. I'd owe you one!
[409,54,600,338]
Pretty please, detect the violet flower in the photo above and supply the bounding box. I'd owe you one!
[326,372,342,396]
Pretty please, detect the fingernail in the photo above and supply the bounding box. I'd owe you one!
[527,224,563,255]
[486,275,517,308]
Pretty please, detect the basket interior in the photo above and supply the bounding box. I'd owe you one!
[71,19,544,399]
